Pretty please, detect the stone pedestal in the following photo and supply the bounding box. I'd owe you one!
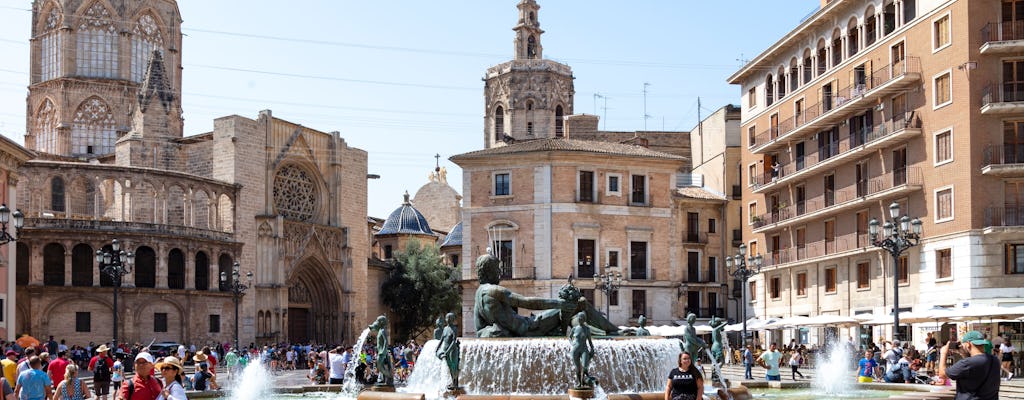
[568,387,595,400]
[366,384,396,392]
[443,387,466,397]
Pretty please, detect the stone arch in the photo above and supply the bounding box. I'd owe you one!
[555,104,564,137]
[67,176,96,218]
[217,193,233,233]
[134,245,156,288]
[193,189,210,229]
[71,243,93,287]
[70,96,117,156]
[847,16,860,56]
[129,9,166,83]
[131,180,157,223]
[133,296,187,343]
[165,184,185,226]
[168,248,185,289]
[33,98,59,153]
[287,257,342,344]
[36,1,64,33]
[494,104,505,143]
[194,251,210,291]
[49,175,65,213]
[16,242,29,285]
[43,242,65,286]
[217,253,233,291]
[41,295,112,341]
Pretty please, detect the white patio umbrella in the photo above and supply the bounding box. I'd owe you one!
[724,317,770,332]
[761,316,813,330]
[946,304,1024,320]
[801,315,861,327]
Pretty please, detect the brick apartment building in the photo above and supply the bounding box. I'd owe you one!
[729,0,1024,346]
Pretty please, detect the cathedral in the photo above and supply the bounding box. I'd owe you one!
[15,0,371,346]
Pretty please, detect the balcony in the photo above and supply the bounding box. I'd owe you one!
[982,144,1024,177]
[984,206,1024,233]
[752,167,922,233]
[24,217,235,242]
[980,21,1024,54]
[749,57,922,154]
[682,231,718,245]
[762,232,876,269]
[981,83,1024,115]
[752,112,921,192]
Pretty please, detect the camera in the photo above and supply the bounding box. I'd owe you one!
[947,341,960,350]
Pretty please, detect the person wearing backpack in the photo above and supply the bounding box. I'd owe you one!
[87,346,113,400]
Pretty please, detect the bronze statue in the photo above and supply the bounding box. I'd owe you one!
[435,312,461,390]
[433,316,444,340]
[369,315,394,386]
[709,315,728,365]
[569,311,596,388]
[473,252,618,337]
[681,313,708,357]
[635,315,650,336]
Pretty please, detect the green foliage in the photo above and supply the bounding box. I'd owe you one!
[380,241,460,342]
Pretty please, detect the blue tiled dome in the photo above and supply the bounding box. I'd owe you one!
[440,221,462,247]
[377,192,433,236]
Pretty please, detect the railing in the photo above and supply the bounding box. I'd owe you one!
[25,218,235,242]
[763,232,868,268]
[983,144,1024,167]
[982,82,1024,107]
[749,57,921,149]
[752,167,922,229]
[981,21,1024,45]
[682,231,712,244]
[985,206,1024,227]
[753,112,920,186]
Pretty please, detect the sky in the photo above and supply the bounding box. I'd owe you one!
[0,0,819,220]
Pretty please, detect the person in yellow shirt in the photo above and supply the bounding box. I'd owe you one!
[1,350,18,385]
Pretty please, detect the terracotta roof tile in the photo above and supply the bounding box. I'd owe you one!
[675,187,727,201]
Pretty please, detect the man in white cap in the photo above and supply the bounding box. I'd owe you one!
[88,344,113,400]
[116,352,161,400]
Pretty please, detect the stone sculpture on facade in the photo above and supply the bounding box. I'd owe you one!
[473,251,618,337]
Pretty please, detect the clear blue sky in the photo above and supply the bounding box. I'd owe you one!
[0,0,818,220]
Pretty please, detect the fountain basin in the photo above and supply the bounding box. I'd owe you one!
[744,381,955,400]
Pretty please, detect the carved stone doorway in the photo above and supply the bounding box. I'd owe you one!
[287,259,342,344]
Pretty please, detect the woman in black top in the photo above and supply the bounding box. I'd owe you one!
[664,351,704,400]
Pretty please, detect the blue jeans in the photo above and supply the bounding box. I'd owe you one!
[766,374,781,381]
[744,363,753,379]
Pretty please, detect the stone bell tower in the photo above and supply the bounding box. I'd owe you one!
[482,0,575,148]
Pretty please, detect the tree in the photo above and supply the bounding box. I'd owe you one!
[380,241,460,342]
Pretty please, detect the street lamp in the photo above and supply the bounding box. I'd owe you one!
[593,266,623,321]
[868,202,922,342]
[725,243,763,346]
[96,239,134,353]
[0,204,24,245]
[220,262,253,350]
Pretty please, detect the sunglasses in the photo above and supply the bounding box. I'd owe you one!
[160,366,178,371]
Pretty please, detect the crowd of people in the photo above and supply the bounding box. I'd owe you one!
[303,340,422,387]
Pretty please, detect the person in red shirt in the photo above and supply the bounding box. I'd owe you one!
[46,350,70,389]
[200,347,217,375]
[88,345,114,400]
[117,352,161,400]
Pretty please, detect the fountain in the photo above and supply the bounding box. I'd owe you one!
[813,342,852,395]
[225,360,273,400]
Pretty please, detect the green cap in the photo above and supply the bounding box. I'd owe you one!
[960,330,992,353]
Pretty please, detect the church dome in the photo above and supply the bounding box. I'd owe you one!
[377,192,433,236]
[440,221,462,248]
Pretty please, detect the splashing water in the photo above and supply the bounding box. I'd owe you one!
[703,348,729,388]
[403,340,449,399]
[227,359,273,400]
[341,328,372,395]
[813,342,852,395]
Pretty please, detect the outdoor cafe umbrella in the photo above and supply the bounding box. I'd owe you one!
[15,334,40,349]
[944,304,1024,320]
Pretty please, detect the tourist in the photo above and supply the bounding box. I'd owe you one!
[999,335,1015,381]
[110,353,124,394]
[0,373,13,400]
[883,348,911,383]
[925,338,938,372]
[758,343,782,382]
[117,352,161,400]
[155,356,187,400]
[47,350,71,390]
[191,362,213,392]
[742,345,754,380]
[2,351,17,385]
[308,359,327,385]
[17,348,36,376]
[788,349,804,380]
[327,347,345,385]
[53,364,89,400]
[224,348,240,380]
[14,356,51,400]
[664,351,703,400]
[938,331,1001,400]
[88,345,113,400]
[191,353,218,391]
[882,340,903,375]
[857,350,879,383]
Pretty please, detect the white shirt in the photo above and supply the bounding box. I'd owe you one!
[328,353,345,379]
[156,380,187,400]
[177,345,186,359]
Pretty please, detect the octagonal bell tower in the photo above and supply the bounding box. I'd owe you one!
[483,0,574,148]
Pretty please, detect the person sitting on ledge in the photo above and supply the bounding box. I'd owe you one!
[473,251,619,337]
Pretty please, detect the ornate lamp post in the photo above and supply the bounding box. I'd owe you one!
[220,262,253,350]
[96,239,134,352]
[593,266,623,320]
[0,204,24,245]
[725,244,763,346]
[869,202,922,342]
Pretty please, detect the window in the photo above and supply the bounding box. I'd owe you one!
[154,313,168,332]
[76,312,91,332]
[131,14,164,83]
[384,245,393,259]
[76,3,119,79]
[209,315,220,333]
[935,129,952,165]
[579,171,595,202]
[748,126,756,147]
[857,262,870,289]
[609,290,619,306]
[577,239,596,278]
[687,251,700,282]
[748,88,757,108]
[770,276,781,299]
[50,177,65,212]
[825,220,836,254]
[630,174,647,205]
[708,218,717,234]
[494,106,504,140]
[796,272,807,296]
[494,239,513,279]
[825,267,837,293]
[748,164,757,186]
[936,249,952,279]
[708,257,718,282]
[527,122,534,136]
[748,202,757,224]
[824,174,835,207]
[934,72,952,108]
[630,241,648,280]
[581,289,595,306]
[936,187,954,222]
[898,255,909,283]
[450,254,459,267]
[748,281,757,301]
[607,250,619,268]
[933,14,950,51]
[494,173,510,196]
[555,105,565,137]
[1005,61,1024,103]
[607,174,621,195]
[1005,244,1024,274]
[70,97,117,156]
[40,25,62,82]
[631,290,646,318]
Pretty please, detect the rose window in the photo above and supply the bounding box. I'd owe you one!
[273,165,318,222]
